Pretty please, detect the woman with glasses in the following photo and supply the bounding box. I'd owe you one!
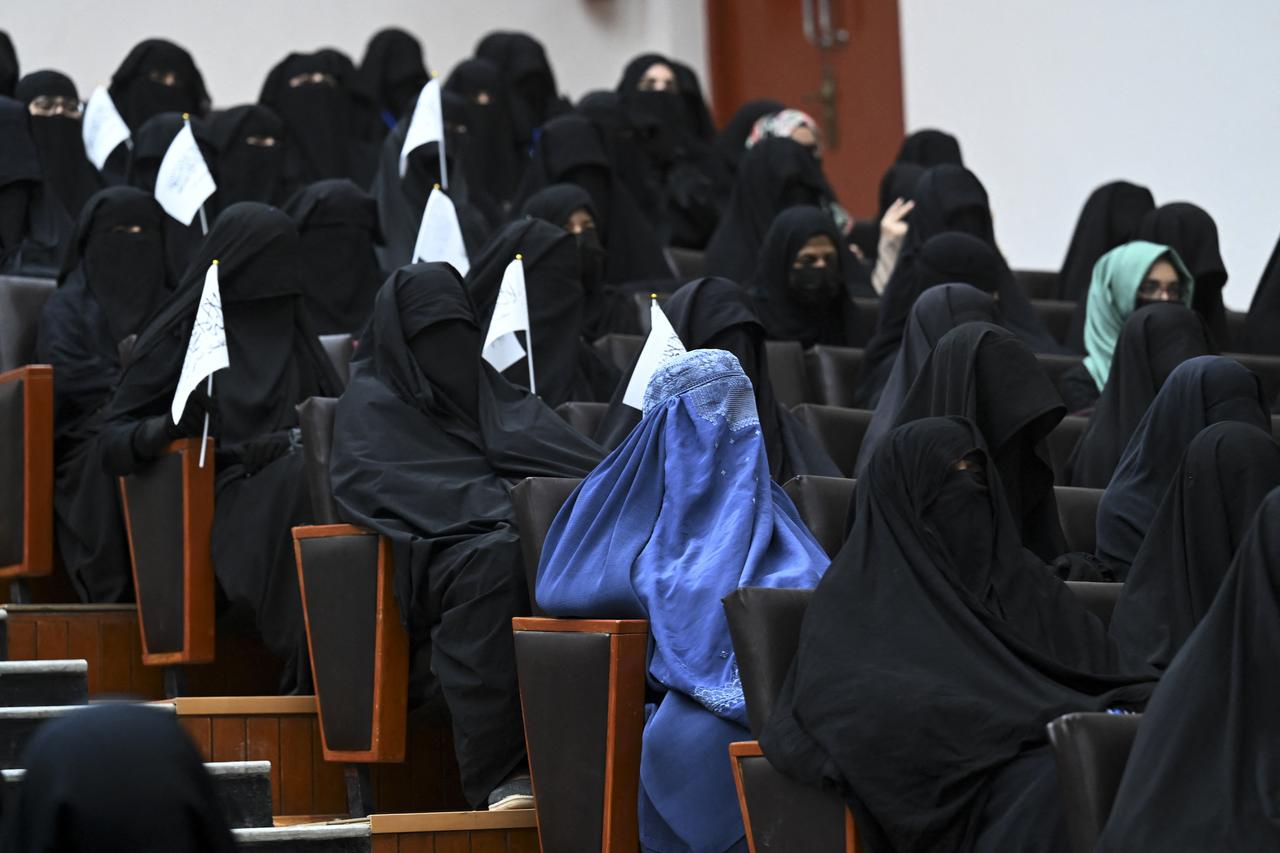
[13,71,101,220]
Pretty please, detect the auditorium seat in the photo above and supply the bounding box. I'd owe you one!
[723,587,854,851]
[782,476,855,558]
[318,333,356,387]
[1047,415,1089,482]
[291,397,408,765]
[764,339,807,408]
[1031,299,1076,345]
[0,275,55,373]
[664,247,706,280]
[803,345,863,407]
[1057,486,1102,555]
[790,405,872,477]
[592,333,644,372]
[0,366,54,586]
[1228,352,1280,403]
[630,291,672,334]
[1046,711,1143,853]
[510,475,646,853]
[1014,269,1060,301]
[118,436,216,668]
[1225,310,1247,351]
[554,401,607,438]
[1035,352,1084,383]
[851,297,880,347]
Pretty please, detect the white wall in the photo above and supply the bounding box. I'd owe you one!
[899,1,1280,310]
[5,0,706,107]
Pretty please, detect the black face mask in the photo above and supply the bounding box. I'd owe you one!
[779,180,821,209]
[924,461,995,595]
[84,227,167,343]
[575,229,606,290]
[787,265,842,308]
[408,319,483,422]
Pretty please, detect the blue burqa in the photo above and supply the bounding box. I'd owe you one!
[536,349,830,853]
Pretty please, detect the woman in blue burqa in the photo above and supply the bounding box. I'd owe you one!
[537,348,830,853]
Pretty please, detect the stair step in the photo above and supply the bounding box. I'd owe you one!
[0,702,175,769]
[2,759,274,829]
[0,659,88,707]
[233,820,370,852]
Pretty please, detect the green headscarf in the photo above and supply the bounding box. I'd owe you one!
[1083,240,1194,390]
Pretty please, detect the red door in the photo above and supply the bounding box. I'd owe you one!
[706,0,905,217]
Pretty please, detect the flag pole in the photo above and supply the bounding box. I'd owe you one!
[198,258,218,468]
[518,253,534,396]
[433,74,448,191]
[182,114,210,235]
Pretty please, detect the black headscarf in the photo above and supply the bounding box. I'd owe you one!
[704,137,835,284]
[1109,421,1280,671]
[282,178,384,335]
[465,218,619,407]
[594,276,840,482]
[474,31,568,151]
[762,416,1154,853]
[208,104,288,207]
[886,323,1068,562]
[748,205,863,346]
[1095,355,1269,577]
[616,54,715,143]
[856,283,999,475]
[1096,486,1280,851]
[0,95,72,275]
[1246,228,1280,355]
[1056,181,1155,305]
[0,705,236,852]
[108,39,210,132]
[358,28,429,129]
[1063,303,1215,487]
[515,113,669,283]
[1135,202,1228,342]
[895,128,963,166]
[14,70,104,219]
[445,58,523,207]
[714,99,784,175]
[877,161,924,220]
[0,30,16,96]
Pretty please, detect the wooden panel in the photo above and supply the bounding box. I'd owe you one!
[246,716,283,810]
[603,631,646,852]
[180,716,212,756]
[371,827,540,853]
[433,833,469,853]
[211,716,248,762]
[395,836,432,853]
[279,715,314,816]
[35,617,67,659]
[65,617,101,694]
[98,616,134,694]
[7,618,35,660]
[370,714,467,814]
[372,837,401,853]
[0,365,54,579]
[468,831,506,853]
[505,829,540,853]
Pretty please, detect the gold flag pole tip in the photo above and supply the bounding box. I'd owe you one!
[211,259,219,265]
[182,112,190,121]
[515,253,523,260]
[433,182,441,190]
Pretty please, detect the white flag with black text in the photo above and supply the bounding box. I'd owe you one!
[154,121,216,226]
[623,299,686,409]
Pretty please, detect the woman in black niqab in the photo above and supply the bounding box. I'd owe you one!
[0,30,16,96]
[1063,302,1214,487]
[1094,355,1269,578]
[108,39,210,132]
[466,217,619,407]
[358,27,429,132]
[0,704,237,853]
[1109,421,1280,671]
[282,178,383,335]
[714,98,784,175]
[209,104,288,206]
[748,205,864,347]
[1246,229,1280,356]
[1135,201,1229,342]
[1096,486,1280,851]
[761,416,1154,853]
[328,263,602,807]
[895,128,963,166]
[36,187,169,602]
[0,95,72,275]
[15,70,104,220]
[101,202,343,689]
[593,276,840,482]
[474,31,569,153]
[445,58,522,208]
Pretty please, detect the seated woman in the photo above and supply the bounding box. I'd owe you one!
[1136,201,1229,342]
[208,104,288,206]
[1095,355,1269,578]
[762,416,1155,853]
[466,217,620,407]
[0,705,236,851]
[36,187,171,603]
[1110,422,1280,670]
[14,70,103,220]
[1056,241,1194,412]
[1063,302,1213,487]
[329,263,602,810]
[1097,487,1280,850]
[0,95,71,275]
[594,276,840,481]
[282,178,384,335]
[747,205,862,347]
[538,348,830,853]
[101,202,343,690]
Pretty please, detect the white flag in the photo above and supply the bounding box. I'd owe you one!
[623,299,687,409]
[412,187,470,275]
[154,121,216,226]
[399,78,444,178]
[81,86,131,170]
[171,261,229,424]
[482,257,530,374]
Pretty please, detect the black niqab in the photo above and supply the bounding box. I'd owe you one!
[474,31,568,151]
[895,128,963,166]
[108,39,210,131]
[714,99,783,175]
[0,31,16,96]
[761,416,1154,853]
[358,28,429,129]
[1056,180,1154,304]
[14,70,104,219]
[445,58,522,207]
[1064,303,1214,487]
[0,95,72,275]
[1135,202,1229,342]
[1095,355,1269,577]
[1109,422,1280,671]
[208,104,288,206]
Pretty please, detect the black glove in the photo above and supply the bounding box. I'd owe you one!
[236,432,293,476]
[130,396,209,461]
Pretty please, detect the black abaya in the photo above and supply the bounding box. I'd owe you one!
[0,95,72,276]
[108,39,210,132]
[14,71,104,220]
[0,31,16,97]
[1094,355,1269,578]
[1135,202,1229,343]
[1109,421,1280,670]
[714,99,783,176]
[282,178,383,335]
[358,28,429,132]
[1063,303,1214,487]
[208,104,289,207]
[100,202,343,689]
[445,58,523,208]
[474,31,570,155]
[761,417,1154,853]
[1246,229,1280,355]
[895,128,963,166]
[328,263,602,805]
[594,276,840,482]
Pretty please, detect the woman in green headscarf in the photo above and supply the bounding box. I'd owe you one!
[1056,240,1194,412]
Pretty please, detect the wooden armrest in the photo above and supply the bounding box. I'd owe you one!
[512,617,649,634]
[0,365,53,579]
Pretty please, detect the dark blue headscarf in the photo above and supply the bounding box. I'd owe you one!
[536,348,829,853]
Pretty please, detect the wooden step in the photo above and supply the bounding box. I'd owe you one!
[0,659,88,707]
[0,702,176,768]
[370,809,538,852]
[234,820,371,851]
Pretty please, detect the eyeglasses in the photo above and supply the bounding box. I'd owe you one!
[1137,278,1186,301]
[27,96,83,119]
[793,252,838,269]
